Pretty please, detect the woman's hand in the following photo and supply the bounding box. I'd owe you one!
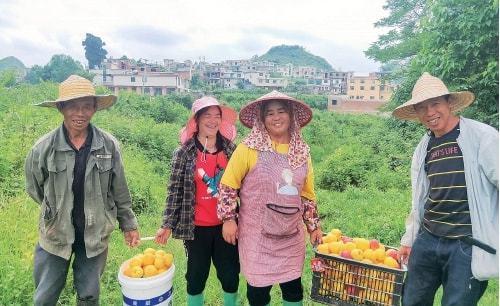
[222,220,238,245]
[309,228,323,246]
[155,227,172,245]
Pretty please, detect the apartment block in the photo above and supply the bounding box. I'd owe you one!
[347,72,395,102]
[91,59,186,95]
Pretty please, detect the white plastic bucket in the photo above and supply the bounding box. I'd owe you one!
[118,260,175,306]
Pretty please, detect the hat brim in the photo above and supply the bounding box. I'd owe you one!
[239,96,312,128]
[392,91,474,121]
[37,94,117,111]
[179,105,237,144]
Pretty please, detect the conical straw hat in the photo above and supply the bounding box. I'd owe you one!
[239,90,312,128]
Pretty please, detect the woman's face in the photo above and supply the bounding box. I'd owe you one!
[197,106,222,138]
[263,101,291,141]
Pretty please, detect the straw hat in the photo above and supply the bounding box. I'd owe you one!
[179,96,237,144]
[37,75,116,111]
[239,90,312,128]
[393,72,474,121]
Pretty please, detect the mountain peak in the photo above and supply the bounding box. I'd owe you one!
[0,56,26,71]
[258,45,333,71]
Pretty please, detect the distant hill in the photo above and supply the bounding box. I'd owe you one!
[0,56,26,71]
[258,45,333,71]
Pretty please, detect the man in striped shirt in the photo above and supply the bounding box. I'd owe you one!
[393,73,498,306]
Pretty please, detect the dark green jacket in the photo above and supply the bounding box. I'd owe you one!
[25,125,138,259]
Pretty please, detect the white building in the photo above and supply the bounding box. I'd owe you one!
[92,68,184,95]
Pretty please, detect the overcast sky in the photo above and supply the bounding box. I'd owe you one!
[0,0,389,72]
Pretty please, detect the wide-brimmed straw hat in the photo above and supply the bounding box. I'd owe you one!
[180,96,237,144]
[239,90,313,128]
[36,75,116,111]
[393,72,474,121]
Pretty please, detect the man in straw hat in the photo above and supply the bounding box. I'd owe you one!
[394,72,498,306]
[25,75,140,305]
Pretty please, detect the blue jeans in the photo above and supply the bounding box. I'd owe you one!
[33,243,108,306]
[403,229,488,306]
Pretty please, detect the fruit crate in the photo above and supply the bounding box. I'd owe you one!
[310,250,406,306]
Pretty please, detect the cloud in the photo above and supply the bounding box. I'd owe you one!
[0,16,12,28]
[0,38,54,66]
[249,27,316,43]
[115,25,185,47]
[309,42,380,72]
[0,0,389,71]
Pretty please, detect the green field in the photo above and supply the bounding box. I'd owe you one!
[0,83,497,305]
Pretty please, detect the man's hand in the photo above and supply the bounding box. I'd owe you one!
[155,227,172,245]
[222,220,238,245]
[309,228,323,246]
[124,229,140,247]
[399,245,411,265]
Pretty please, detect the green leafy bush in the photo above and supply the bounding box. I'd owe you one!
[318,143,377,191]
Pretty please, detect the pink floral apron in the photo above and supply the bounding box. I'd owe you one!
[238,151,307,287]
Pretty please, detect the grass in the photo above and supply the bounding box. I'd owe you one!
[0,84,497,305]
[1,188,497,305]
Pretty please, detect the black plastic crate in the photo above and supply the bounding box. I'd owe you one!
[311,250,406,305]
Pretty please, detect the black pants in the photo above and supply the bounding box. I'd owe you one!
[247,277,303,306]
[184,225,240,295]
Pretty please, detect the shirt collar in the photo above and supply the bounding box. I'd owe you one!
[62,123,93,152]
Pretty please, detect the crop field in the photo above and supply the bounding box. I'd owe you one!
[0,84,497,305]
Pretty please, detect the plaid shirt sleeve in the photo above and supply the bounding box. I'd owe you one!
[162,147,186,229]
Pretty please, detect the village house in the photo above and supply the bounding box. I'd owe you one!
[327,72,396,114]
[90,56,383,98]
[346,72,395,102]
[91,58,188,95]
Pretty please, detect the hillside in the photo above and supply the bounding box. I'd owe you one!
[0,83,497,305]
[258,45,333,71]
[0,56,25,71]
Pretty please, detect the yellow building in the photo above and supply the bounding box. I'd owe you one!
[347,73,395,102]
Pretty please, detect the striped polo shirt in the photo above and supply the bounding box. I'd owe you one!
[423,123,472,238]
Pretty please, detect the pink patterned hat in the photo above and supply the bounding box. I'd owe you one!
[180,96,237,144]
[239,90,313,128]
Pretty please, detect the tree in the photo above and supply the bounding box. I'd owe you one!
[82,33,108,69]
[366,0,428,66]
[366,0,498,127]
[190,74,206,90]
[44,54,88,82]
[25,65,45,84]
[236,80,245,90]
[0,70,17,87]
[419,0,499,126]
[286,78,308,92]
[24,55,93,84]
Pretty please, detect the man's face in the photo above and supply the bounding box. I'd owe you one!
[414,96,457,137]
[60,97,97,134]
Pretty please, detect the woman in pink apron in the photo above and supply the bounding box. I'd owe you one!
[217,91,322,306]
